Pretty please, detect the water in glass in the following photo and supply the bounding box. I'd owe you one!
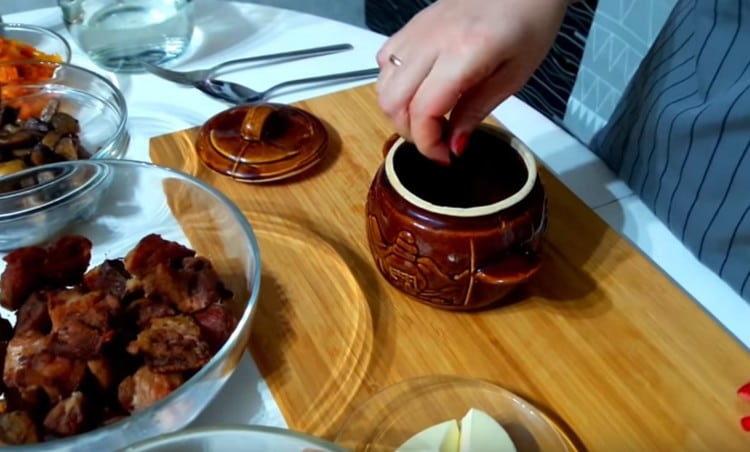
[59,0,194,73]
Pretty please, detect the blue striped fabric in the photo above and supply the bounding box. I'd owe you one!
[365,0,750,301]
[591,0,750,300]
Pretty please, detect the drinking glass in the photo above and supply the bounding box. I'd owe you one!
[58,0,195,73]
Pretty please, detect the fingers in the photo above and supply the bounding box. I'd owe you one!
[408,56,468,164]
[376,38,437,142]
[448,64,524,155]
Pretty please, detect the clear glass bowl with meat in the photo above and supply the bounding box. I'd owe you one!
[0,62,128,178]
[0,160,261,450]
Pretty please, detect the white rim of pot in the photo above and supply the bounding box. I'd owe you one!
[384,134,538,218]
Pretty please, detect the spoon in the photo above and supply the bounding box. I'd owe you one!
[195,68,380,104]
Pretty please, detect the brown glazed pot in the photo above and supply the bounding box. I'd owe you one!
[366,125,547,310]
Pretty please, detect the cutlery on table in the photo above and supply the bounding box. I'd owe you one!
[142,43,354,85]
[195,67,381,104]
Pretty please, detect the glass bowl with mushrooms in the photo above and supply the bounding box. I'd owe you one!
[0,61,128,178]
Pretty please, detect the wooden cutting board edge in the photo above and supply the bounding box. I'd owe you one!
[149,84,750,450]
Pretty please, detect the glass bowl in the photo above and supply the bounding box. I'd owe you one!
[0,61,129,175]
[0,23,72,63]
[0,160,261,451]
[336,375,577,451]
[124,425,346,452]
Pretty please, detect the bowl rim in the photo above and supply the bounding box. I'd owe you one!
[123,424,347,452]
[0,160,111,222]
[0,22,72,63]
[0,159,262,451]
[0,60,129,160]
[384,124,539,218]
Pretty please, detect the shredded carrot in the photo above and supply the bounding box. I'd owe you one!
[0,65,19,82]
[0,37,64,118]
[0,37,61,83]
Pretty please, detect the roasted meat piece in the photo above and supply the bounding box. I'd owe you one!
[124,235,231,313]
[43,391,89,437]
[2,386,47,415]
[84,259,132,300]
[0,234,234,443]
[15,292,51,335]
[50,321,113,359]
[0,236,91,310]
[0,321,8,395]
[194,303,237,352]
[116,376,134,413]
[126,315,210,373]
[124,234,195,278]
[48,289,119,328]
[86,359,114,391]
[179,257,232,312]
[0,246,46,310]
[126,297,176,329]
[3,331,86,403]
[0,411,39,445]
[0,342,8,399]
[43,235,92,287]
[47,289,120,359]
[118,366,183,413]
[146,257,231,314]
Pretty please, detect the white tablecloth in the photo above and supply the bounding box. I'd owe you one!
[8,0,748,432]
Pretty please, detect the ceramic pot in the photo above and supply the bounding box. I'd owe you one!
[366,125,547,310]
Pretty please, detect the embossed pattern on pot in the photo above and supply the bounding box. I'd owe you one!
[366,126,548,310]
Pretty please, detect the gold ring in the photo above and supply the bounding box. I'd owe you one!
[389,54,403,67]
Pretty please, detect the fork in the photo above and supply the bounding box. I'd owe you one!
[194,68,381,104]
[142,43,354,85]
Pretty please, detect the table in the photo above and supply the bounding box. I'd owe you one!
[8,0,749,435]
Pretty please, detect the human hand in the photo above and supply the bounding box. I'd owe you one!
[376,0,568,163]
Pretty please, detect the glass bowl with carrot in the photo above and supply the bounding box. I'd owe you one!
[0,23,71,65]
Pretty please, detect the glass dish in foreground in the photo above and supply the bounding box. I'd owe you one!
[336,375,576,451]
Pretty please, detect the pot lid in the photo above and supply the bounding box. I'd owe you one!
[195,103,328,183]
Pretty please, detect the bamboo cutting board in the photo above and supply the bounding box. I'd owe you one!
[150,84,750,450]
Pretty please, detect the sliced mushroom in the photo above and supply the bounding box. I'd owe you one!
[54,137,78,161]
[0,159,27,176]
[29,149,46,167]
[36,170,57,184]
[11,148,33,160]
[50,113,79,135]
[40,99,60,123]
[30,145,62,167]
[0,130,37,150]
[2,124,21,135]
[77,144,91,159]
[0,99,86,176]
[41,131,62,150]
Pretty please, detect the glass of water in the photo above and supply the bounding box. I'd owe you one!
[58,0,195,73]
